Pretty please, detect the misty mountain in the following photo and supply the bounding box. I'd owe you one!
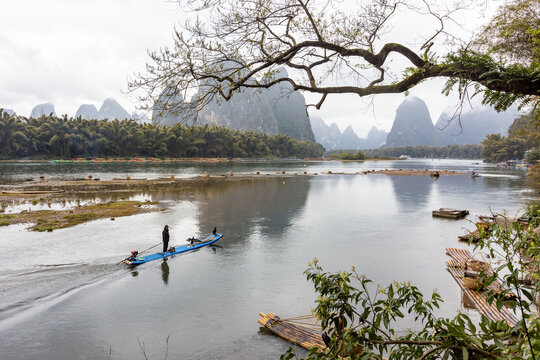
[385,97,519,148]
[152,87,195,126]
[152,67,316,141]
[1,108,15,116]
[197,87,280,135]
[75,104,99,120]
[98,98,131,120]
[365,126,388,148]
[30,103,57,118]
[385,97,440,147]
[310,116,388,150]
[263,68,315,141]
[435,106,518,145]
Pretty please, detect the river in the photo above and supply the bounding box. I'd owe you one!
[0,159,534,359]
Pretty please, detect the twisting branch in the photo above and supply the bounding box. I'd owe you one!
[129,0,540,119]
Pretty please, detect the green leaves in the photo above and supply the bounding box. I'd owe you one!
[295,216,540,359]
[0,115,324,159]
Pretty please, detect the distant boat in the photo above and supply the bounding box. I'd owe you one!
[468,171,481,178]
[399,155,410,160]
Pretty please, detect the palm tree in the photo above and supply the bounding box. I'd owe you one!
[0,111,28,157]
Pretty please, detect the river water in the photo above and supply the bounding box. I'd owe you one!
[0,159,534,359]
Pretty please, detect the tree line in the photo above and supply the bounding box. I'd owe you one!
[364,144,483,160]
[0,111,324,159]
[481,111,539,163]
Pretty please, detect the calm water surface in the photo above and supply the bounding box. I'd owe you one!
[0,160,534,359]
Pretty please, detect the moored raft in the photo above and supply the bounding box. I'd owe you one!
[258,312,326,351]
[432,208,469,219]
[445,248,518,327]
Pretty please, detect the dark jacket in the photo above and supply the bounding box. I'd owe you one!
[162,228,170,243]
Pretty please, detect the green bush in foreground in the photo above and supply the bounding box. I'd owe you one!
[283,213,539,359]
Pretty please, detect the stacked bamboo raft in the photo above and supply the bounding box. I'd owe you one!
[258,312,326,350]
[433,208,469,219]
[445,248,519,327]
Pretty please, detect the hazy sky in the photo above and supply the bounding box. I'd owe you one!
[0,0,504,137]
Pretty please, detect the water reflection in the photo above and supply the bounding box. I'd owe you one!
[387,175,434,211]
[195,178,311,243]
[161,259,170,285]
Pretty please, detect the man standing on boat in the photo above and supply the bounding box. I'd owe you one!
[162,225,170,253]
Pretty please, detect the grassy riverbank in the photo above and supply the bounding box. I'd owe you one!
[0,200,159,231]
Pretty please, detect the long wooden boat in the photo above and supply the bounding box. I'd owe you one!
[122,232,223,265]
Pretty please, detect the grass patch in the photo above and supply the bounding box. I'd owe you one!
[64,212,97,221]
[5,200,160,232]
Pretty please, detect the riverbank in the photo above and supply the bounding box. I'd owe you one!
[0,200,160,231]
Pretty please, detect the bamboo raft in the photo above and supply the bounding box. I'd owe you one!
[433,208,469,219]
[445,248,518,327]
[258,312,326,350]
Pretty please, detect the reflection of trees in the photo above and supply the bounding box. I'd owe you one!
[387,175,434,211]
[195,178,311,244]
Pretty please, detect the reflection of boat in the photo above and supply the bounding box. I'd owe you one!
[122,232,223,265]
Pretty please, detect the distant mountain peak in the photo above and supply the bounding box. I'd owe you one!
[310,118,387,150]
[385,97,439,147]
[98,98,131,120]
[30,103,56,118]
[76,104,99,120]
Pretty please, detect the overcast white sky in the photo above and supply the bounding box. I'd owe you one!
[0,0,504,137]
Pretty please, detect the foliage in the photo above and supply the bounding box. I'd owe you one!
[481,111,539,162]
[442,51,540,112]
[287,217,539,359]
[526,148,540,163]
[529,164,540,190]
[364,144,483,160]
[474,0,539,65]
[0,110,324,159]
[336,151,366,161]
[130,0,540,118]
